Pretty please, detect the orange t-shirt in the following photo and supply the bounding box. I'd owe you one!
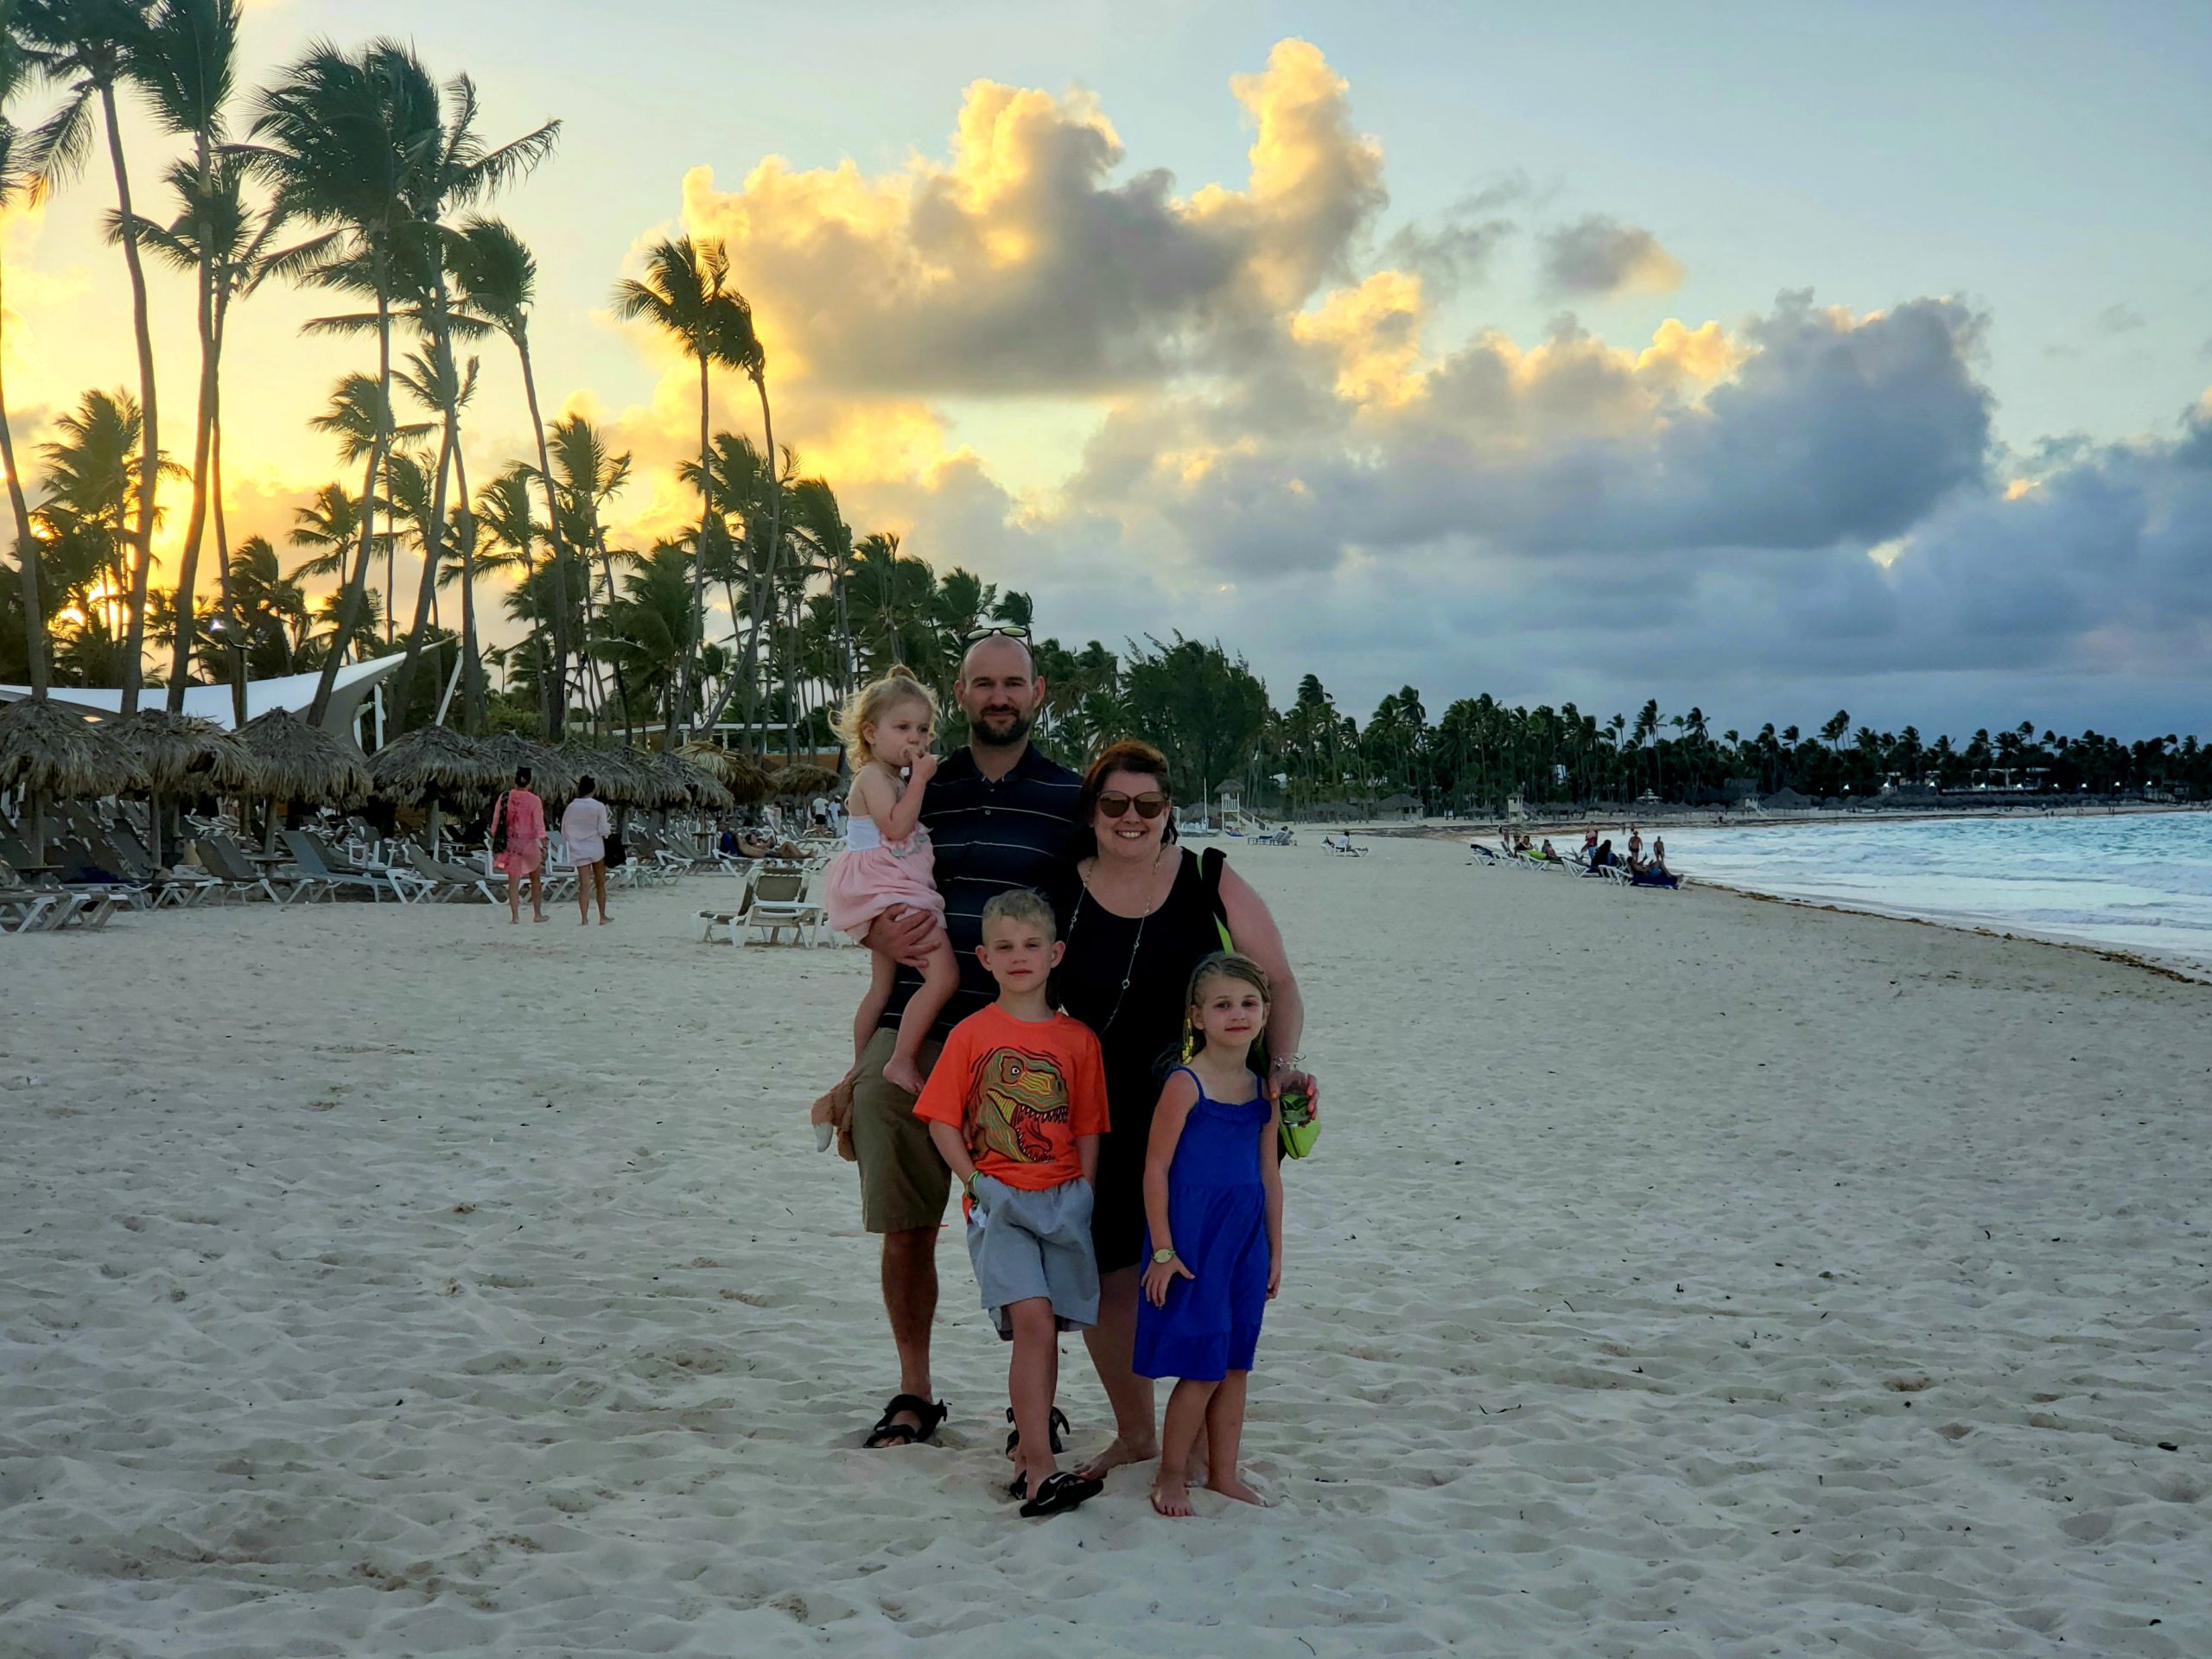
[912,1004,1110,1191]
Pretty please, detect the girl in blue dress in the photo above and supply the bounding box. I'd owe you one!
[1135,953,1287,1516]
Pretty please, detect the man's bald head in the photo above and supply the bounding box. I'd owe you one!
[956,633,1044,752]
[958,630,1034,679]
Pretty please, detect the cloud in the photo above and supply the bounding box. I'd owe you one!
[1379,177,1522,298]
[582,40,2204,734]
[2094,302,2148,336]
[668,38,1384,397]
[1538,214,1684,296]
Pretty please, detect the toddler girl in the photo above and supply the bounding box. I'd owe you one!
[1135,953,1286,1516]
[822,668,959,1097]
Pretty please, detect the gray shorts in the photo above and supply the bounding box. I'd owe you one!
[966,1176,1098,1339]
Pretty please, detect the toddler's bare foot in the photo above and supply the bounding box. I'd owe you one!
[1210,1472,1264,1505]
[1076,1434,1156,1480]
[1150,1475,1194,1517]
[881,1053,926,1096]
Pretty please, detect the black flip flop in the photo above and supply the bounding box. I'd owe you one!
[864,1393,947,1448]
[1019,1470,1103,1518]
[1004,1405,1070,1456]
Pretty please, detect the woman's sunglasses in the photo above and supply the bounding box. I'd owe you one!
[1096,791,1170,820]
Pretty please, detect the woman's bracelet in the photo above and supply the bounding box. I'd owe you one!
[1268,1052,1305,1071]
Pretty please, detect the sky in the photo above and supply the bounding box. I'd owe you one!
[6,0,2210,739]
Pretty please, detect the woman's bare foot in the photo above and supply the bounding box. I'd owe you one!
[1210,1472,1264,1505]
[881,1053,926,1096]
[1076,1434,1157,1480]
[1150,1475,1194,1517]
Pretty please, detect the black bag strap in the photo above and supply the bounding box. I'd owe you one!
[1199,846,1233,952]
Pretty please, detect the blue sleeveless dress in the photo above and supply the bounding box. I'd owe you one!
[1134,1067,1271,1382]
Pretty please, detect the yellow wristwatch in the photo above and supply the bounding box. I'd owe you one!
[1151,1247,1177,1265]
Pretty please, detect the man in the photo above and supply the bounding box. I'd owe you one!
[819,631,1083,1449]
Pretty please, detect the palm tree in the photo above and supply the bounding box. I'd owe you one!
[35,389,180,633]
[451,214,575,732]
[241,38,443,728]
[382,74,557,731]
[471,462,556,735]
[288,480,370,586]
[0,7,48,696]
[611,235,753,743]
[18,0,162,711]
[223,534,307,672]
[128,0,244,712]
[394,340,486,728]
[543,414,632,735]
[124,151,282,718]
[592,540,696,735]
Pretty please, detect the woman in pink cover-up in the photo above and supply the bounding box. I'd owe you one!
[491,766,548,924]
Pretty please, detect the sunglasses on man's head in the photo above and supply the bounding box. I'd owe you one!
[958,624,1033,649]
[1096,791,1170,820]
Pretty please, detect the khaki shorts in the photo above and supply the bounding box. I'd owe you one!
[851,1027,950,1234]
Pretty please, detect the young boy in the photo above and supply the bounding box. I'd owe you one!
[914,888,1109,1518]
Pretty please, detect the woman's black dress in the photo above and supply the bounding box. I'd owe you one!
[1053,848,1226,1274]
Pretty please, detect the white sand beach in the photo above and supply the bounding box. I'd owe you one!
[4,839,2209,1657]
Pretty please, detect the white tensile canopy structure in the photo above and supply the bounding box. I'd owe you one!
[0,652,405,737]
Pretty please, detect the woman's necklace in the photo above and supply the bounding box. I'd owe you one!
[1069,847,1170,1033]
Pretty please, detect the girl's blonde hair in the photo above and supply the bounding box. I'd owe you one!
[835,666,938,773]
[1185,951,1273,1073]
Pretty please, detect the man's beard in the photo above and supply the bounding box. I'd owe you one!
[970,706,1034,748]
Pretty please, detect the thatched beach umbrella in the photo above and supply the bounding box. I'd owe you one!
[0,698,149,865]
[237,709,373,850]
[110,710,263,796]
[680,740,773,805]
[368,725,500,856]
[109,710,264,866]
[556,741,647,807]
[480,734,577,808]
[660,752,734,814]
[769,762,840,799]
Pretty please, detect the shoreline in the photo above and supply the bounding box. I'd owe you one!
[1349,809,2212,986]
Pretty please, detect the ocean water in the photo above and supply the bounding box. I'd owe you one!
[1659,810,2212,976]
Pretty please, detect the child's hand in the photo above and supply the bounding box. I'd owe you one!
[907,750,939,784]
[1142,1254,1195,1307]
[1268,1253,1282,1300]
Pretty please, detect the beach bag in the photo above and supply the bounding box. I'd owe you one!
[1198,848,1319,1161]
[491,791,510,855]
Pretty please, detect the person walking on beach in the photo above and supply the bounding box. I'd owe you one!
[817,631,1082,1452]
[1051,739,1313,1482]
[561,776,615,925]
[1137,953,1286,1516]
[917,888,1109,1518]
[492,766,547,925]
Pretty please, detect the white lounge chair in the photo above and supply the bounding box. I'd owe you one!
[744,870,826,945]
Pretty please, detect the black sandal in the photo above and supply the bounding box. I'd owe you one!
[1004,1405,1070,1456]
[864,1393,947,1448]
[1019,1470,1103,1518]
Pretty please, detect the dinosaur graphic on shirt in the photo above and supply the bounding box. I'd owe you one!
[970,1046,1072,1166]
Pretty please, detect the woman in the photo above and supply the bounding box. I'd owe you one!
[561,774,615,925]
[492,765,547,924]
[1053,739,1315,1480]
